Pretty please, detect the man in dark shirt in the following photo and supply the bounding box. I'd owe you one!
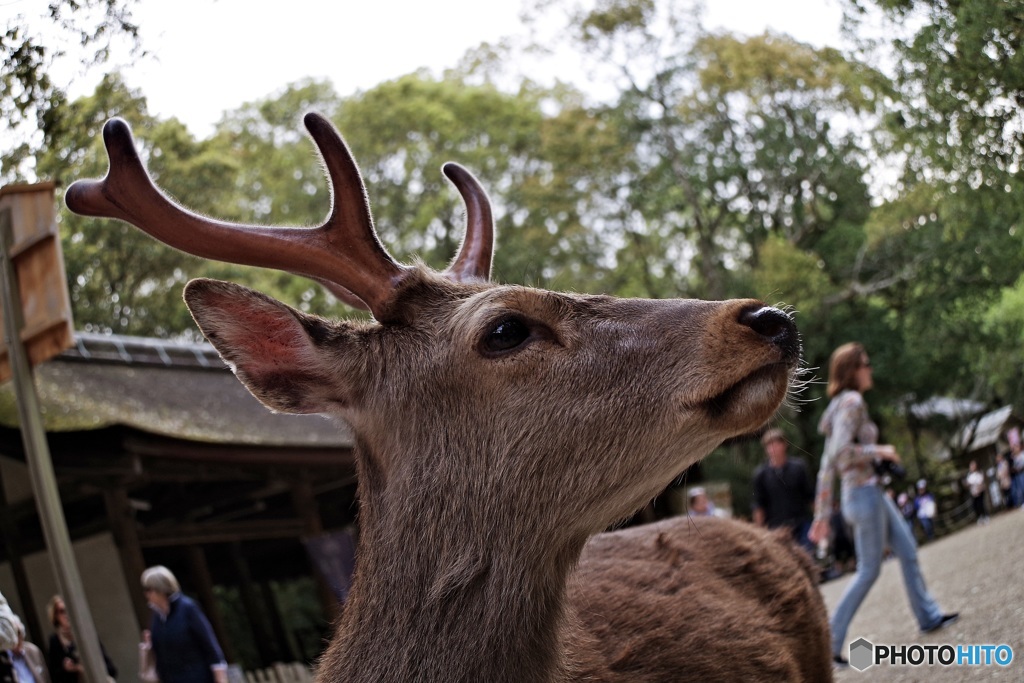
[752,429,815,552]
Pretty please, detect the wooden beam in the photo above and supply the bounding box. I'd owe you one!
[260,581,300,662]
[122,434,354,469]
[291,477,341,622]
[138,519,305,548]
[186,545,236,663]
[102,488,150,630]
[229,541,279,666]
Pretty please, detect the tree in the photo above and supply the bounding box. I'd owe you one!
[839,0,1024,410]
[844,0,1024,189]
[212,79,351,318]
[329,73,620,292]
[2,0,143,182]
[544,0,890,300]
[37,74,242,336]
[977,274,1024,406]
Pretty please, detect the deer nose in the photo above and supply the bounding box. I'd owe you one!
[738,305,800,361]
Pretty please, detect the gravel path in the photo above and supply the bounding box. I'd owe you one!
[821,507,1024,682]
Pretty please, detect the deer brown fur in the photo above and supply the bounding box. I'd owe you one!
[569,516,831,681]
[65,114,830,682]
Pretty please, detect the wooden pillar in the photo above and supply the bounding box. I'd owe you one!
[185,545,236,663]
[259,581,300,662]
[228,541,278,666]
[0,191,108,683]
[290,477,340,622]
[102,487,150,631]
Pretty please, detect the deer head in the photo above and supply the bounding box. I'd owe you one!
[66,113,800,681]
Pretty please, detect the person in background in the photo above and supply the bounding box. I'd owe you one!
[829,501,857,576]
[687,487,724,518]
[752,428,815,552]
[808,342,957,668]
[915,479,937,541]
[1,615,50,683]
[1011,442,1024,509]
[45,596,117,683]
[965,460,989,525]
[997,452,1014,509]
[141,565,228,683]
[0,593,16,651]
[898,490,916,528]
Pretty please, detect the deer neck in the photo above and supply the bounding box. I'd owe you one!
[319,446,586,683]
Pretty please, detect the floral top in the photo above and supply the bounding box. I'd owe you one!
[813,389,881,524]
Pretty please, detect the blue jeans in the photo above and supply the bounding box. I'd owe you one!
[831,484,944,655]
[1012,472,1024,508]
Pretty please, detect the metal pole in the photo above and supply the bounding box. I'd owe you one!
[0,208,109,683]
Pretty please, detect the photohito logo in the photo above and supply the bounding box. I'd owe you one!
[849,638,1014,672]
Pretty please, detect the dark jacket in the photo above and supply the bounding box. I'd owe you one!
[752,456,815,528]
[150,594,225,683]
[45,634,117,683]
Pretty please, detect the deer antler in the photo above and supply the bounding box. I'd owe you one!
[64,112,495,316]
[442,162,494,283]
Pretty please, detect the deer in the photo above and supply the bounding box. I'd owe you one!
[65,113,831,682]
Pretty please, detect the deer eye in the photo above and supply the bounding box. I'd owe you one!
[480,317,532,355]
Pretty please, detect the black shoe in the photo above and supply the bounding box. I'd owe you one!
[922,613,960,633]
[833,654,849,668]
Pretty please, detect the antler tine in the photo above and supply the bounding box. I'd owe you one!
[64,115,407,317]
[442,162,494,283]
[301,112,408,305]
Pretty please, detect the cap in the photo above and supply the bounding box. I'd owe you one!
[761,428,786,446]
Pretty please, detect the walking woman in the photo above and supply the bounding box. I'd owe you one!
[808,343,958,667]
[141,566,227,683]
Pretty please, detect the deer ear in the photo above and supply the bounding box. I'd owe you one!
[183,278,347,414]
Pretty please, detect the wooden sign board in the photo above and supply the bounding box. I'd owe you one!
[0,182,75,383]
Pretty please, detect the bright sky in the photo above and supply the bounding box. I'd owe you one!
[13,0,847,138]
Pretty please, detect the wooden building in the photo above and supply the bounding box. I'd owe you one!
[0,332,358,674]
[946,405,1022,465]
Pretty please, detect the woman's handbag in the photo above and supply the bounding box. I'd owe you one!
[139,640,159,683]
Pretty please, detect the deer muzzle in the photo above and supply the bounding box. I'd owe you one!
[737,304,800,363]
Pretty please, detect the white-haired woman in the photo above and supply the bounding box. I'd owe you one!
[140,566,227,683]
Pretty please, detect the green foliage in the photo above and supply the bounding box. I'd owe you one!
[36,75,195,336]
[334,74,544,270]
[976,274,1024,405]
[557,0,886,299]
[750,235,835,315]
[985,275,1024,338]
[211,79,352,318]
[331,73,618,291]
[839,0,1024,406]
[2,0,143,182]
[212,578,329,669]
[1,22,50,146]
[579,0,657,41]
[845,0,1024,187]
